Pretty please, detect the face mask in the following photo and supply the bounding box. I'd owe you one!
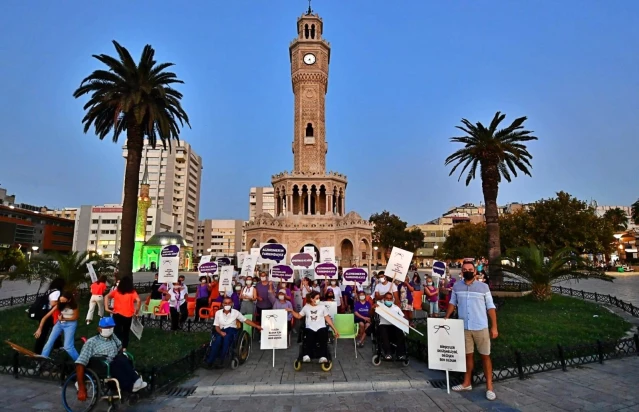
[462,271,475,280]
[235,287,241,291]
[278,295,285,301]
[427,282,433,286]
[359,295,366,301]
[201,280,206,284]
[260,276,266,281]
[312,299,320,306]
[224,305,232,311]
[246,280,252,285]
[384,300,393,307]
[328,295,334,299]
[330,281,336,286]
[380,278,387,284]
[100,328,114,338]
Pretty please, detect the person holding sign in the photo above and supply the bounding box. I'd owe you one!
[86,275,108,325]
[239,276,257,315]
[204,297,262,368]
[287,291,339,363]
[373,271,399,305]
[444,260,498,401]
[376,292,407,361]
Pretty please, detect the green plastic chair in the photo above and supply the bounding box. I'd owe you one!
[142,299,162,316]
[243,314,253,335]
[333,314,359,359]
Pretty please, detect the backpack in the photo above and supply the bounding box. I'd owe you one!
[28,289,56,321]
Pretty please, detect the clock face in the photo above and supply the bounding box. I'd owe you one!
[303,53,316,65]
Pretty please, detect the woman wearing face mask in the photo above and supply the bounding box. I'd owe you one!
[373,271,399,304]
[239,276,257,315]
[395,278,414,323]
[195,276,211,322]
[255,272,272,322]
[287,291,339,364]
[376,292,407,361]
[35,291,80,360]
[410,273,421,291]
[323,278,343,312]
[270,288,294,344]
[162,281,188,331]
[353,290,371,347]
[424,276,439,317]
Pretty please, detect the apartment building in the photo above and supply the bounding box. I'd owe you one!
[0,204,74,254]
[42,207,79,221]
[122,139,202,246]
[249,187,275,220]
[195,219,245,260]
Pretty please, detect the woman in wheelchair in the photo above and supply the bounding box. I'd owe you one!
[205,297,262,368]
[75,317,146,402]
[376,292,408,361]
[287,291,339,363]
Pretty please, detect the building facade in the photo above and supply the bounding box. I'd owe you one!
[42,207,79,221]
[249,187,275,221]
[244,9,373,267]
[195,219,245,260]
[122,139,202,246]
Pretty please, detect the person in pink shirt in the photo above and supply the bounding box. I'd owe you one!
[86,275,108,325]
[158,294,171,315]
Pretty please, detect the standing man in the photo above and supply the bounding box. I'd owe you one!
[445,259,498,401]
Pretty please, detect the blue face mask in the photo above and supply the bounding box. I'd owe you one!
[384,300,393,307]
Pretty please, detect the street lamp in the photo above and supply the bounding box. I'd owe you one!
[31,246,39,252]
[434,244,439,259]
[373,246,379,268]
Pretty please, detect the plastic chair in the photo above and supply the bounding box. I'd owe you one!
[412,291,423,311]
[199,302,221,320]
[153,305,169,318]
[187,301,196,317]
[333,314,359,359]
[142,299,162,316]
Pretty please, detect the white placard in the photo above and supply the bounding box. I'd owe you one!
[130,317,144,341]
[295,264,315,281]
[341,267,369,286]
[199,255,211,266]
[240,255,257,278]
[237,252,248,268]
[251,247,261,263]
[321,300,338,320]
[259,243,288,265]
[159,244,180,283]
[293,290,304,312]
[427,318,466,373]
[384,247,414,282]
[260,309,288,350]
[218,266,234,294]
[320,247,336,264]
[86,262,98,283]
[376,304,409,334]
[303,246,317,260]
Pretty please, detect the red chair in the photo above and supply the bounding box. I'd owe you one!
[199,302,221,321]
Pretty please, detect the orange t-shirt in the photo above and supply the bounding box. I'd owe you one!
[111,290,139,317]
[91,282,107,295]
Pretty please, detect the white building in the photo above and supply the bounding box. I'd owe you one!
[195,219,245,259]
[122,139,203,246]
[249,187,275,221]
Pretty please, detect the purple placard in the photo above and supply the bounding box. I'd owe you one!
[271,264,294,280]
[343,267,368,284]
[217,257,231,266]
[199,261,218,274]
[161,245,179,257]
[291,253,314,268]
[315,262,338,279]
[260,244,286,263]
[432,261,446,276]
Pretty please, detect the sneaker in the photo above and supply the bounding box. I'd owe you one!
[132,378,147,393]
[75,381,79,391]
[302,355,311,363]
[318,357,328,363]
[384,355,392,360]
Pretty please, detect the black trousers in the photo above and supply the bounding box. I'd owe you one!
[170,303,188,330]
[113,313,133,349]
[109,353,140,392]
[195,298,208,322]
[378,324,406,356]
[34,317,54,354]
[302,327,329,359]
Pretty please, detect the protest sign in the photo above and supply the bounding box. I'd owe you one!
[269,264,294,283]
[259,243,288,265]
[385,247,413,282]
[321,300,338,320]
[432,261,446,277]
[198,261,218,277]
[293,290,304,312]
[237,252,248,268]
[260,309,289,367]
[303,246,317,260]
[199,255,211,266]
[314,262,338,280]
[342,267,369,286]
[295,263,315,282]
[159,244,180,283]
[376,304,409,334]
[240,254,257,278]
[131,317,144,340]
[216,257,231,267]
[427,318,466,393]
[218,266,234,294]
[290,252,314,270]
[86,262,98,283]
[319,247,335,264]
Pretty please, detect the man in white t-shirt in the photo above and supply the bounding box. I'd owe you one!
[289,291,339,363]
[205,297,262,367]
[376,292,407,360]
[373,271,399,304]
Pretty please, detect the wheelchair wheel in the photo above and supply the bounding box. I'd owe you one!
[320,361,333,372]
[372,355,381,366]
[230,358,239,370]
[293,360,302,371]
[61,369,101,412]
[237,330,251,364]
[402,359,410,367]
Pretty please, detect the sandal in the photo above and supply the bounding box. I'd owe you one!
[451,384,472,392]
[486,390,496,401]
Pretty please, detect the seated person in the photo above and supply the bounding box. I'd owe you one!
[205,297,262,367]
[354,290,372,347]
[76,317,146,402]
[288,291,339,363]
[376,292,407,361]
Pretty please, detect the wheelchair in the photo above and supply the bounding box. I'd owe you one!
[371,315,410,367]
[293,320,333,372]
[61,352,139,412]
[203,324,251,370]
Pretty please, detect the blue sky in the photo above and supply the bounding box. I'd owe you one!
[1,0,637,225]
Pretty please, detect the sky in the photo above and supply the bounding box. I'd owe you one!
[0,0,637,225]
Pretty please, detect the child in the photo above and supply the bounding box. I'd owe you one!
[158,294,170,315]
[424,276,439,317]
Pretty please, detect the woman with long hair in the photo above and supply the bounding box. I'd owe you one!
[34,291,79,360]
[33,277,66,354]
[105,275,140,351]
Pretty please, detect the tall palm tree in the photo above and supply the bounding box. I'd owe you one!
[602,207,629,231]
[632,199,639,225]
[445,112,537,279]
[73,41,190,278]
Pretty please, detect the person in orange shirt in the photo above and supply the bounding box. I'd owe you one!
[105,276,141,351]
[86,275,108,325]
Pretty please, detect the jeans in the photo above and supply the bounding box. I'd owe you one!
[113,313,133,349]
[41,321,79,360]
[429,301,438,315]
[302,327,329,359]
[206,328,238,364]
[86,295,104,321]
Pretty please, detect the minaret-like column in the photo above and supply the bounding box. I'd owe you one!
[133,158,151,271]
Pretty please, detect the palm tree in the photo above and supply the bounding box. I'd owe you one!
[632,199,639,225]
[602,207,629,231]
[497,244,614,301]
[73,41,190,278]
[445,112,538,279]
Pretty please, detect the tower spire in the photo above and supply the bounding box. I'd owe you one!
[141,154,149,185]
[306,0,312,15]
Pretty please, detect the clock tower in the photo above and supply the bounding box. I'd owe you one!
[289,9,331,174]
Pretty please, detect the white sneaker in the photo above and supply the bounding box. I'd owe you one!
[132,378,148,393]
[318,357,328,363]
[75,382,79,391]
[302,355,311,363]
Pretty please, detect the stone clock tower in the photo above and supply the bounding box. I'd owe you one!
[244,7,373,268]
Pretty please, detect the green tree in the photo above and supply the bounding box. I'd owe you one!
[441,222,487,259]
[631,199,639,225]
[602,208,629,231]
[370,211,424,256]
[496,244,614,301]
[0,248,26,272]
[73,41,190,278]
[445,112,538,275]
[405,227,426,253]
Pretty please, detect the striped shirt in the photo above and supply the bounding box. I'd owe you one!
[449,280,496,331]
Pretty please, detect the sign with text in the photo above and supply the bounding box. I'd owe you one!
[295,263,315,281]
[303,246,317,260]
[269,264,294,283]
[314,262,338,280]
[320,247,336,264]
[427,318,466,373]
[218,266,234,294]
[432,261,446,277]
[237,252,248,268]
[342,267,369,286]
[290,252,314,269]
[159,244,180,283]
[321,300,338,321]
[199,255,211,266]
[376,304,409,334]
[240,254,257,278]
[384,247,413,282]
[259,243,288,265]
[260,309,288,350]
[198,261,218,277]
[216,257,231,267]
[86,262,98,283]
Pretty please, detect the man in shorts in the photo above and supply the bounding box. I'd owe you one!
[444,259,498,401]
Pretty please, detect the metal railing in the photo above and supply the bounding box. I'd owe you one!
[551,285,639,318]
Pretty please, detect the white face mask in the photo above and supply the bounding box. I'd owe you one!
[260,276,266,281]
[235,287,241,292]
[278,294,285,301]
[359,295,366,301]
[246,280,252,285]
[427,282,433,286]
[380,278,387,284]
[312,299,320,306]
[330,281,336,286]
[100,328,114,338]
[223,305,232,311]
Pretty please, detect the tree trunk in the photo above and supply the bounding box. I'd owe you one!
[531,283,552,301]
[481,162,502,283]
[118,126,144,279]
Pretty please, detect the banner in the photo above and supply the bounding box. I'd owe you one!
[159,245,180,283]
[237,252,248,268]
[218,266,234,294]
[259,243,288,265]
[269,264,294,283]
[260,309,288,350]
[198,261,218,277]
[342,267,369,286]
[314,262,338,280]
[240,254,257,278]
[376,304,409,334]
[385,247,413,282]
[86,262,98,283]
[251,247,261,263]
[290,252,315,270]
[426,318,466,373]
[319,247,335,264]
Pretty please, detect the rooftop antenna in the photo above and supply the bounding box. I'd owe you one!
[306,0,312,15]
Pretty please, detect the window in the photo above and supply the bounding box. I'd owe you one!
[90,241,95,245]
[305,123,314,137]
[91,230,97,234]
[92,219,99,224]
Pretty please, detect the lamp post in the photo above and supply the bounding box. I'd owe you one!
[29,245,39,261]
[373,246,379,269]
[434,244,439,260]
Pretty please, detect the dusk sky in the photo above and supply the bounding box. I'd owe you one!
[1,1,637,225]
